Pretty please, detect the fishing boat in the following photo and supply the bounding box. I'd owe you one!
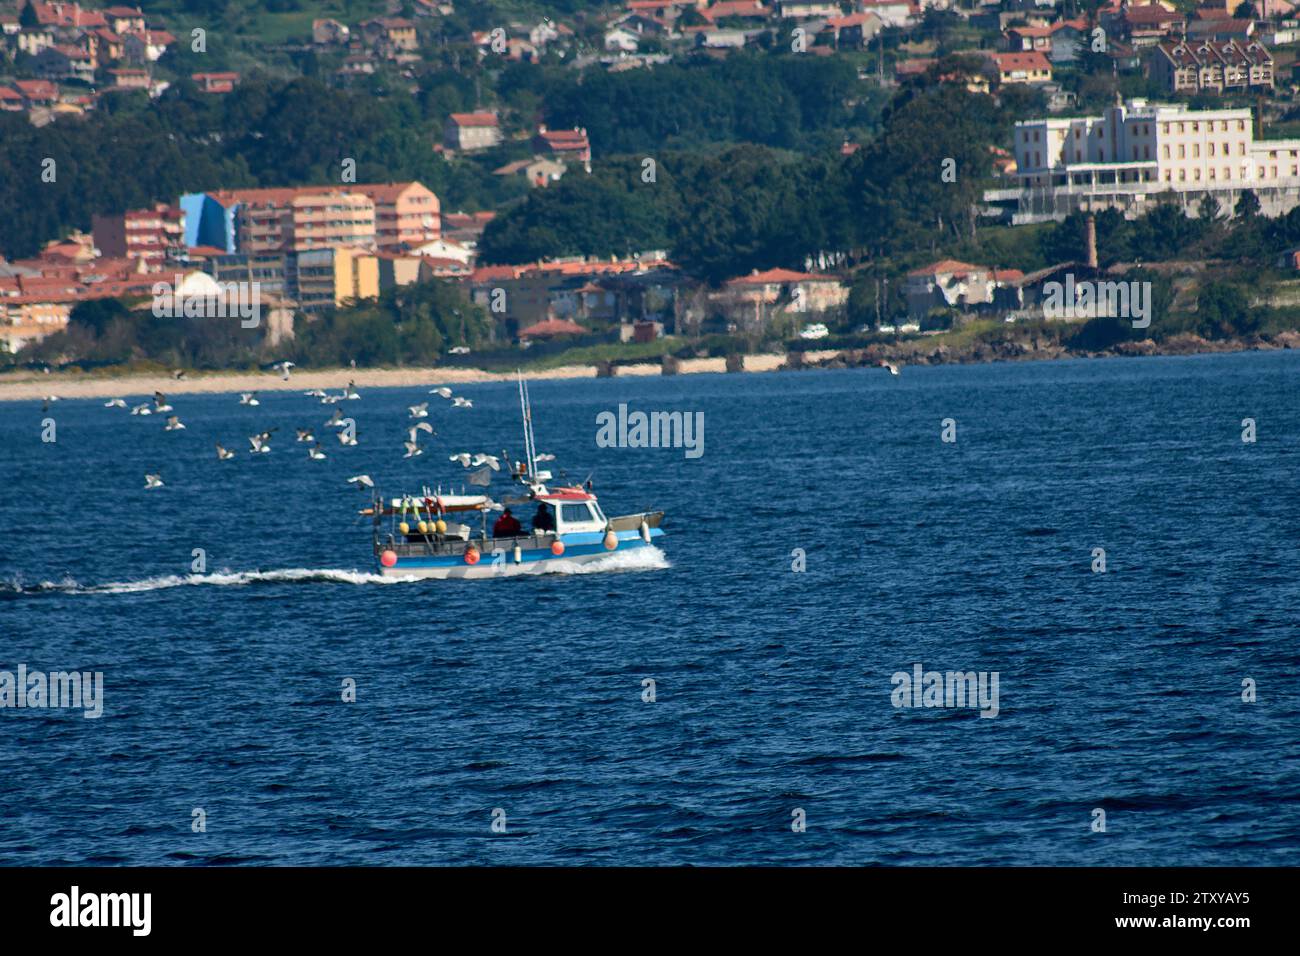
[365,378,666,579]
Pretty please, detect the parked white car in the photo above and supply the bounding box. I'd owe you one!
[799,323,830,340]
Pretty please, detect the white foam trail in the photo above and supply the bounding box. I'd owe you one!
[4,568,418,596]
[2,549,670,595]
[544,546,671,576]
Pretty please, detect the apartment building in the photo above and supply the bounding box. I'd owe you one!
[354,182,440,249]
[1149,39,1273,94]
[986,99,1300,223]
[195,188,376,255]
[207,247,380,312]
[91,202,185,267]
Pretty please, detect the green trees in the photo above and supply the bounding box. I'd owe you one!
[293,280,491,366]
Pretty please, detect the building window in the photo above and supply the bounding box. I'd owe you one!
[1238,120,1245,131]
[1210,143,1216,156]
[1178,144,1185,158]
[1194,168,1201,180]
[1162,145,1170,158]
[1193,144,1200,158]
[1179,169,1186,181]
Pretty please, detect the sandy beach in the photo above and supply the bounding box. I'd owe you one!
[0,353,802,402]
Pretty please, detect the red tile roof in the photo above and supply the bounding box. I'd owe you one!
[449,111,499,127]
[728,267,829,285]
[907,259,985,277]
[989,51,1052,72]
[518,317,586,338]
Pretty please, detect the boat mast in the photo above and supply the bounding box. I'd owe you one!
[517,370,537,482]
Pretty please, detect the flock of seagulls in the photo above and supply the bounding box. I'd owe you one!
[78,375,500,491]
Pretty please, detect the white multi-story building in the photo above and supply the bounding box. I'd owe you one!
[986,99,1300,223]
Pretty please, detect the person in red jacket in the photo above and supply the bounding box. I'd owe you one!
[492,508,522,538]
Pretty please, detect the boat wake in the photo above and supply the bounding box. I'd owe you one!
[0,548,670,596]
[524,546,671,577]
[0,568,411,596]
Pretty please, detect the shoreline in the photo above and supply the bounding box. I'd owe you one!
[0,334,1295,401]
[0,354,800,402]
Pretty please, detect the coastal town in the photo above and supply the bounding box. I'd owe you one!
[7,0,1300,370]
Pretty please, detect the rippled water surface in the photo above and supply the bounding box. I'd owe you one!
[2,353,1298,865]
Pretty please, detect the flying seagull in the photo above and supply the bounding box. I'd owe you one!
[144,473,164,490]
[296,428,315,443]
[448,452,472,467]
[104,398,127,408]
[239,392,260,406]
[173,369,187,381]
[347,475,374,489]
[408,402,429,419]
[274,361,295,381]
[344,380,360,400]
[402,440,423,459]
[248,431,273,454]
[451,396,473,408]
[471,453,500,470]
[878,360,901,377]
[408,422,434,442]
[164,415,186,431]
[130,402,152,416]
[429,387,453,399]
[534,452,556,462]
[215,443,236,460]
[308,442,327,461]
[326,408,346,428]
[336,430,357,447]
[153,391,173,412]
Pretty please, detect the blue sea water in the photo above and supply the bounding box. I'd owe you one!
[1,352,1298,866]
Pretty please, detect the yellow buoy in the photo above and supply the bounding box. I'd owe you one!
[399,522,410,535]
[417,521,428,534]
[435,519,447,534]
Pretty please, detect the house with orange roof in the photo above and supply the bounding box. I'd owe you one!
[12,78,59,107]
[85,27,126,62]
[445,111,502,151]
[0,87,24,111]
[983,50,1053,86]
[122,28,174,63]
[101,5,146,35]
[903,260,1019,322]
[820,12,881,49]
[191,72,240,93]
[362,16,418,56]
[33,43,93,82]
[534,126,592,168]
[710,268,848,332]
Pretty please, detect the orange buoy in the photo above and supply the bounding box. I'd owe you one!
[603,530,618,550]
[551,540,565,556]
[380,550,398,567]
[464,547,480,565]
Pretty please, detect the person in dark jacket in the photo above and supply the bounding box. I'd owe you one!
[493,508,522,537]
[532,503,555,532]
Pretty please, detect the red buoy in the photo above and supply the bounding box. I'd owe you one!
[551,540,565,556]
[464,547,480,565]
[380,550,397,568]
